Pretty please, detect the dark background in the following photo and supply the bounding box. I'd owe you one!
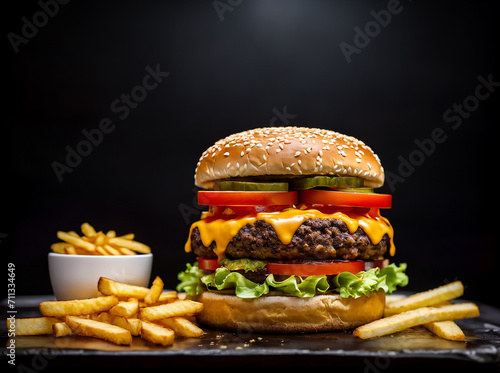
[4,0,499,307]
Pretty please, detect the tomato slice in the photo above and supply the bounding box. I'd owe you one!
[267,260,365,276]
[198,191,298,206]
[298,190,391,209]
[364,259,389,270]
[211,205,290,217]
[198,257,220,271]
[198,257,389,275]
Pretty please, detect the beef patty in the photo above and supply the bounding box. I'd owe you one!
[190,218,389,261]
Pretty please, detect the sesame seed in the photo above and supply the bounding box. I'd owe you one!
[294,151,301,157]
[227,162,231,168]
[356,158,362,163]
[240,151,245,157]
[279,143,284,150]
[276,148,281,153]
[224,152,229,157]
[298,160,302,165]
[319,150,323,156]
[285,166,291,171]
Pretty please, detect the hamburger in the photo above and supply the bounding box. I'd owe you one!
[177,126,408,333]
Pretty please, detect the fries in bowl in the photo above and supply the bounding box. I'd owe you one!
[51,222,151,255]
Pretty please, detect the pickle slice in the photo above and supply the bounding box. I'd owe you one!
[333,187,374,193]
[292,176,363,190]
[214,180,289,191]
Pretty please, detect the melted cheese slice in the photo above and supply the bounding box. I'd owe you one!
[185,208,395,261]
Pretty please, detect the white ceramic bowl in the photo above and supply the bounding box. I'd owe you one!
[48,253,153,300]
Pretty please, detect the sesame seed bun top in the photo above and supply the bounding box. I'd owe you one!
[194,127,384,189]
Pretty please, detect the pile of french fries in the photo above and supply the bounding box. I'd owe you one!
[51,222,151,255]
[11,276,204,346]
[353,281,480,340]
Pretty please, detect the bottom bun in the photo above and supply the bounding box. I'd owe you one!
[192,291,385,333]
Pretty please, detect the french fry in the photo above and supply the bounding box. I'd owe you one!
[384,281,464,316]
[57,231,96,253]
[109,298,139,318]
[92,312,142,336]
[103,244,121,255]
[140,300,203,321]
[94,232,106,246]
[106,230,116,238]
[51,242,73,254]
[108,237,151,254]
[425,320,465,341]
[157,291,178,303]
[140,321,174,346]
[354,302,479,339]
[81,222,97,238]
[98,277,150,299]
[157,317,204,338]
[52,322,73,337]
[112,317,142,336]
[13,317,60,336]
[64,246,78,255]
[119,248,137,255]
[144,276,164,305]
[119,233,135,240]
[40,295,118,317]
[65,316,132,345]
[95,246,109,255]
[138,292,179,308]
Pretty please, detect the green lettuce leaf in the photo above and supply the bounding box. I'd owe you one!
[380,262,409,293]
[201,268,269,298]
[176,262,205,296]
[266,274,330,298]
[333,263,408,298]
[333,268,385,298]
[177,261,408,299]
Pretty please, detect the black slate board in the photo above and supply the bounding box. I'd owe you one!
[2,295,500,370]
